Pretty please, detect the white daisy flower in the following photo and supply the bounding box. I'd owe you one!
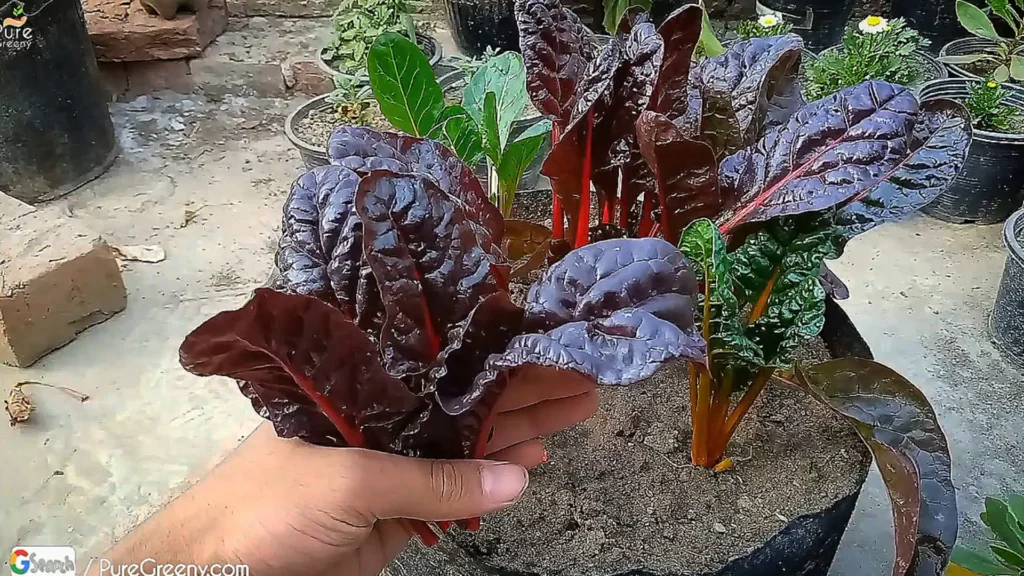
[859,15,889,34]
[758,13,782,28]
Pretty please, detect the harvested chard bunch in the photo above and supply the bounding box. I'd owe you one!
[179,126,706,545]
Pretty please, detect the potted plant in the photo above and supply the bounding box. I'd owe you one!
[315,0,441,78]
[443,0,520,57]
[803,15,946,100]
[948,494,1024,575]
[991,209,1024,365]
[939,0,1024,85]
[920,77,1024,224]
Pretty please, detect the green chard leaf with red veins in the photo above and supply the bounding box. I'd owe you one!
[835,99,973,241]
[678,219,762,370]
[795,359,958,576]
[717,81,920,234]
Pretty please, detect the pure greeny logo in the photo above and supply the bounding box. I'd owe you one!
[2,2,34,52]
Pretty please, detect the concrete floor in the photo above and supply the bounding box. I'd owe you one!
[2,79,1023,576]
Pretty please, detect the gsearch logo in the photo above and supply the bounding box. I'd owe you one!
[9,547,75,576]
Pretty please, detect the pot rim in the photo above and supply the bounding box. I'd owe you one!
[938,36,1009,82]
[919,77,1024,143]
[316,31,443,77]
[1005,208,1024,266]
[285,93,333,155]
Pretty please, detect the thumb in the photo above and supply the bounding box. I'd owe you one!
[344,450,529,522]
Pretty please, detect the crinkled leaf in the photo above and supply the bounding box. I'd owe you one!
[463,52,529,151]
[956,0,1000,40]
[355,171,503,377]
[503,219,554,278]
[179,288,422,450]
[731,217,836,303]
[795,358,958,576]
[368,33,444,137]
[678,219,762,368]
[515,0,595,129]
[636,110,721,244]
[327,127,504,244]
[717,81,919,234]
[686,35,805,157]
[542,40,623,242]
[524,237,699,333]
[835,99,973,241]
[650,4,703,119]
[481,308,706,389]
[749,275,826,366]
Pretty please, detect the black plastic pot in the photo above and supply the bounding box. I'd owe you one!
[939,37,1013,82]
[991,209,1024,365]
[893,0,987,52]
[443,0,519,58]
[285,95,333,169]
[755,0,857,51]
[816,46,947,94]
[316,32,442,78]
[919,78,1024,224]
[391,297,873,576]
[0,0,117,204]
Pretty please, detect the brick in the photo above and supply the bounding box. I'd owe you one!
[0,195,127,367]
[85,0,228,62]
[125,59,195,96]
[284,58,332,95]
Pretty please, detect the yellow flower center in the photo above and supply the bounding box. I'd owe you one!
[866,15,883,26]
[988,81,999,88]
[762,16,776,26]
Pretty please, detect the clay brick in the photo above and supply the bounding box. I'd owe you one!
[0,195,127,367]
[85,0,228,62]
[284,59,332,96]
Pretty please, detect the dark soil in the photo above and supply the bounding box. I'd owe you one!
[293,105,391,149]
[390,339,872,576]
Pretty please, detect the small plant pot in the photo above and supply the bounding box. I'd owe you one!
[919,78,1024,224]
[316,32,443,78]
[754,0,858,51]
[443,0,520,57]
[391,298,875,576]
[815,45,947,94]
[991,208,1024,365]
[938,37,1021,85]
[0,0,118,204]
[285,94,333,169]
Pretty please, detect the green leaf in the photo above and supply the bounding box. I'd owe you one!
[940,54,998,65]
[1008,494,1024,528]
[462,52,527,151]
[731,231,785,304]
[699,7,727,57]
[951,547,1015,575]
[957,0,1001,39]
[1011,55,1024,80]
[795,359,959,576]
[749,276,826,366]
[603,0,650,34]
[482,91,503,166]
[428,105,484,165]
[368,32,444,137]
[496,120,551,213]
[985,498,1024,557]
[991,545,1024,569]
[990,0,1020,31]
[996,64,1012,82]
[678,219,763,370]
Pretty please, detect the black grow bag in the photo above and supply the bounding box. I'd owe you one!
[443,0,520,58]
[893,0,990,53]
[919,79,1024,224]
[391,297,873,576]
[992,208,1024,366]
[755,0,857,51]
[0,0,117,204]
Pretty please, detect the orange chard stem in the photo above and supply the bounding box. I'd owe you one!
[706,368,734,462]
[747,266,782,325]
[692,369,713,467]
[721,367,775,446]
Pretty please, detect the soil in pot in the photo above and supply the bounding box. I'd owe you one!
[961,60,1024,88]
[293,105,392,149]
[391,340,872,576]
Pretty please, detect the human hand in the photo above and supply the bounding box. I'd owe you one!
[94,367,597,576]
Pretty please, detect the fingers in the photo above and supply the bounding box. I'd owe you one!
[340,450,529,523]
[486,438,547,468]
[496,366,597,412]
[487,390,599,453]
